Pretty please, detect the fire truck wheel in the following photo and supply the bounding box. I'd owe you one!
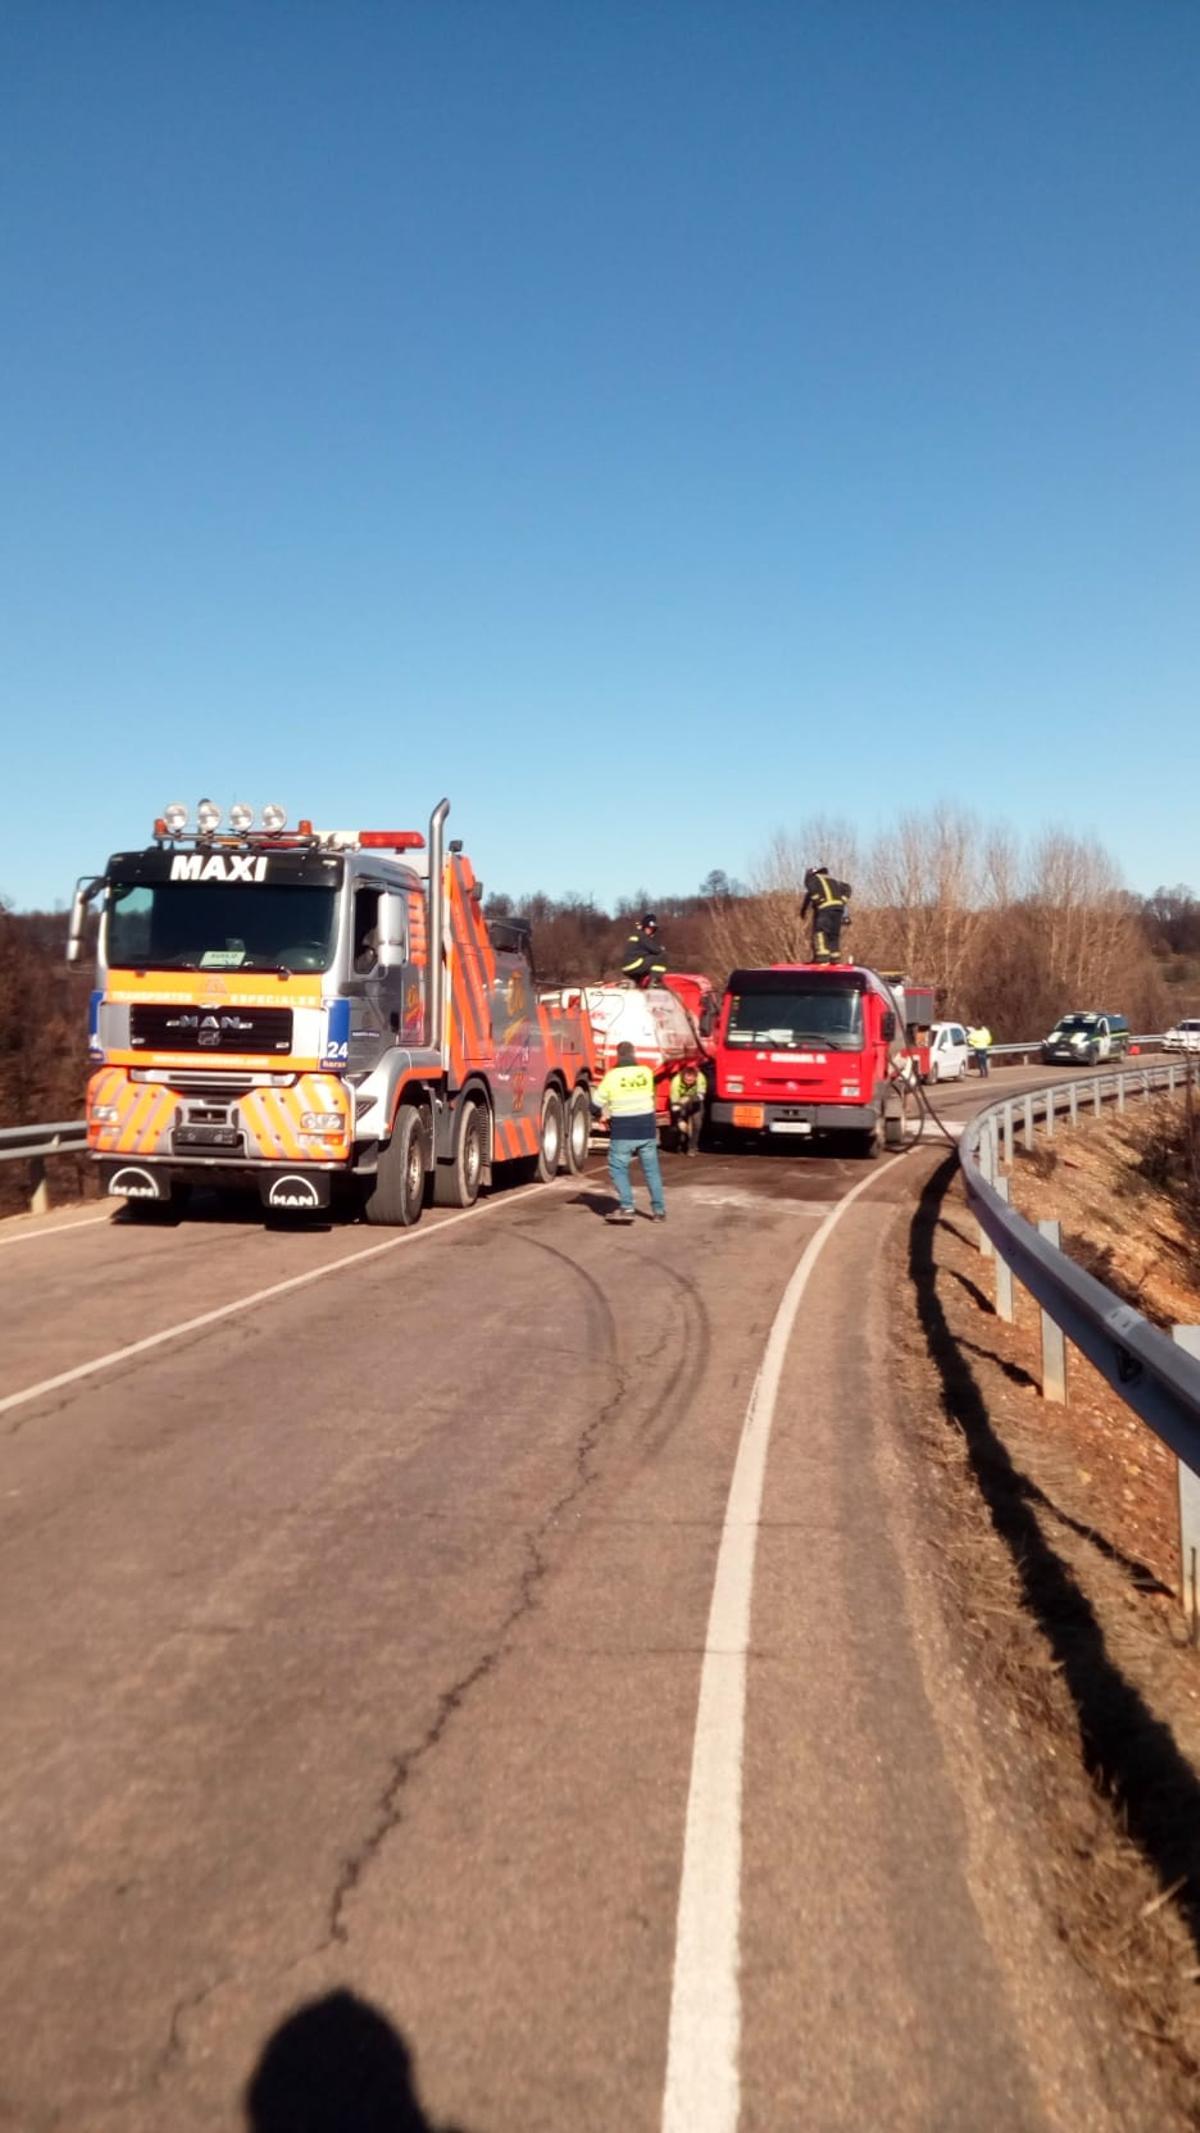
[535,1087,566,1181]
[564,1087,591,1174]
[432,1098,485,1208]
[364,1103,429,1226]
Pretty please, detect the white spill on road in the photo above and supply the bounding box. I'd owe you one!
[682,1188,839,1213]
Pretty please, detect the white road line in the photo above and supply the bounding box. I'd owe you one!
[0,1212,115,1251]
[0,1175,580,1422]
[660,1160,888,2133]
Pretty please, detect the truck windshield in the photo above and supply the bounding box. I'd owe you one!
[726,986,863,1051]
[106,882,338,974]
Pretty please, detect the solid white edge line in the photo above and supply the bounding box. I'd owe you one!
[660,1159,890,2133]
[0,1212,115,1251]
[0,1174,580,1421]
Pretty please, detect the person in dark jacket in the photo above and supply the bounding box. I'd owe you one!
[621,913,667,987]
[800,867,851,963]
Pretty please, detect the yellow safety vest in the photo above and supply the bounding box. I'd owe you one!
[670,1069,707,1104]
[595,1063,656,1116]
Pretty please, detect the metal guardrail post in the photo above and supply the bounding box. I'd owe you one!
[1069,1084,1078,1126]
[1117,1076,1126,1114]
[977,1122,995,1256]
[1038,1220,1067,1400]
[1022,1093,1034,1149]
[1092,1076,1102,1117]
[1174,1326,1200,1642]
[993,1178,1014,1322]
[1002,1104,1013,1167]
[30,1159,50,1217]
[1045,1086,1055,1139]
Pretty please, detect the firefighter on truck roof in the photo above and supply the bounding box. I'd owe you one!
[801,867,852,964]
[621,912,667,988]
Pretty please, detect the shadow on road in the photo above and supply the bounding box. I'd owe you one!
[910,1160,1200,1953]
[244,1990,473,2133]
[569,1187,618,1218]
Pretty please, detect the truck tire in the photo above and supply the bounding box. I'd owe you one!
[363,1103,428,1227]
[535,1087,565,1182]
[855,1113,885,1160]
[564,1086,591,1174]
[884,1082,908,1150]
[432,1098,485,1208]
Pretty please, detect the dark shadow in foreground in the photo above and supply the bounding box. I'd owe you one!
[910,1161,1200,1952]
[245,1991,472,2133]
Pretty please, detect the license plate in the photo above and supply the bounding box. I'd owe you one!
[732,1103,765,1129]
[769,1121,812,1135]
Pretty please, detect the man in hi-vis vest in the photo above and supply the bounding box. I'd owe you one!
[591,1041,667,1225]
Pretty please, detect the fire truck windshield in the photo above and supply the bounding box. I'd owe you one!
[726,985,863,1051]
[106,882,338,974]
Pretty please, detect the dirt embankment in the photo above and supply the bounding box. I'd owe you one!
[893,1106,1200,2116]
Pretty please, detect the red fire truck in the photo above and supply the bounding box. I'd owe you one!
[707,962,932,1157]
[69,797,597,1224]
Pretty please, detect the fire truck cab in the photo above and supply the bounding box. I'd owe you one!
[708,961,922,1156]
[69,798,596,1224]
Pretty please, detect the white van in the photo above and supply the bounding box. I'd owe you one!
[926,1022,970,1082]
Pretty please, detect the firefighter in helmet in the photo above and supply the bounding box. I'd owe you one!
[621,912,667,988]
[801,866,852,964]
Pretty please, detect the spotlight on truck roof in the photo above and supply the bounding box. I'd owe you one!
[229,802,254,834]
[261,803,288,834]
[196,798,222,835]
[163,802,188,836]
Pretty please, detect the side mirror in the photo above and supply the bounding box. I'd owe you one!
[66,876,101,965]
[376,891,408,971]
[881,1010,896,1042]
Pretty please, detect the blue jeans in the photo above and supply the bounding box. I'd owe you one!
[608,1134,665,1216]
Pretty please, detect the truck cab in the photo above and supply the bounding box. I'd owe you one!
[71,798,596,1224]
[708,961,917,1156]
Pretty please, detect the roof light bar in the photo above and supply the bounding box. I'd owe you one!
[359,831,425,849]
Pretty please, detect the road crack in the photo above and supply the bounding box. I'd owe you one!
[322,1335,630,1949]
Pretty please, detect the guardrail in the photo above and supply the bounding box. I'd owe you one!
[0,1121,88,1216]
[986,1033,1165,1063]
[958,1059,1200,1633]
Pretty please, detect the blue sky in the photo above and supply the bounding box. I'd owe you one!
[2,0,1197,911]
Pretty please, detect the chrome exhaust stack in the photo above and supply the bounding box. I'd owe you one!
[426,798,450,1058]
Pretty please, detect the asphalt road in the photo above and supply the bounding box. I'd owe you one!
[0,1066,1165,2131]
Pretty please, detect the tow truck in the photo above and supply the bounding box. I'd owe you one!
[68,798,596,1224]
[707,961,932,1157]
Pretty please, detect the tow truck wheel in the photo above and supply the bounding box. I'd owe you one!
[432,1098,485,1208]
[364,1103,428,1226]
[564,1086,591,1174]
[535,1087,565,1182]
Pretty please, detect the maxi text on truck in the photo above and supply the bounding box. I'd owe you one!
[68,799,597,1224]
[708,960,931,1156]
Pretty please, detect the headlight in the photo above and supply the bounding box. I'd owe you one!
[262,802,288,833]
[91,1103,119,1123]
[163,802,188,835]
[300,1112,344,1133]
[229,802,254,833]
[196,798,222,834]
